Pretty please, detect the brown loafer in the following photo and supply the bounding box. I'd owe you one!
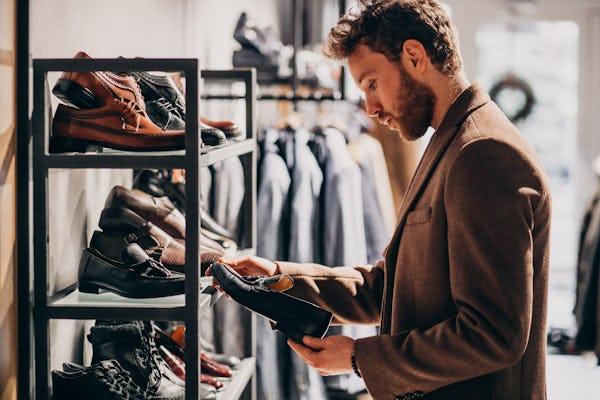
[50,98,185,153]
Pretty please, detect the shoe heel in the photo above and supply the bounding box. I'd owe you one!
[78,282,101,294]
[49,136,102,154]
[52,78,103,109]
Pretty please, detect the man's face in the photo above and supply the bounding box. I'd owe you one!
[348,44,435,141]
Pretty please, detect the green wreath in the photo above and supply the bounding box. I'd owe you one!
[489,74,536,123]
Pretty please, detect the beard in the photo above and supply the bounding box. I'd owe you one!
[385,62,435,141]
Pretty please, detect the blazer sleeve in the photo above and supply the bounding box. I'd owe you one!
[276,259,385,325]
[353,137,551,398]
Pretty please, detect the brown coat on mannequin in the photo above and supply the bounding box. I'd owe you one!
[278,84,551,400]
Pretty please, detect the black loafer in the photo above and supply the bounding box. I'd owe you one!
[78,243,185,298]
[209,262,332,342]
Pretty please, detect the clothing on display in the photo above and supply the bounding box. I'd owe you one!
[254,111,395,399]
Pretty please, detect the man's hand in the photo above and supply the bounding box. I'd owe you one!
[288,335,355,376]
[205,255,279,294]
[216,255,279,276]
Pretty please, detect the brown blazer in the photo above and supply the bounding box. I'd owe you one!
[278,84,551,400]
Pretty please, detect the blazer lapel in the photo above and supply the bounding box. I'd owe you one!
[380,83,491,332]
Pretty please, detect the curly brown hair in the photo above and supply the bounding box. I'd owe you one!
[323,0,462,76]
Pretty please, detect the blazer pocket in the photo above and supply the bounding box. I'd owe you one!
[405,207,432,225]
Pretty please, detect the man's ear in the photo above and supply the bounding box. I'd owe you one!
[402,39,427,73]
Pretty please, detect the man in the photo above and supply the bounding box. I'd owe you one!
[216,1,551,398]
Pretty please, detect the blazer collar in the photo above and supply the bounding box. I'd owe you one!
[380,83,490,332]
[386,83,490,254]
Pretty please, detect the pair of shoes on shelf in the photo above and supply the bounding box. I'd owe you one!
[85,320,202,399]
[95,185,228,272]
[157,342,226,393]
[78,240,185,298]
[92,206,187,272]
[105,186,232,253]
[51,51,186,153]
[132,169,237,243]
[156,324,240,374]
[51,359,151,400]
[209,262,332,343]
[133,170,237,250]
[130,69,226,146]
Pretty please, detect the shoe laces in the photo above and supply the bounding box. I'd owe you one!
[95,364,149,400]
[139,322,170,382]
[155,97,179,115]
[117,97,145,132]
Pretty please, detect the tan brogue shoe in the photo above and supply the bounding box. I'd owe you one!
[50,98,185,152]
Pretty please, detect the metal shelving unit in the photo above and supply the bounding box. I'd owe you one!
[30,58,257,400]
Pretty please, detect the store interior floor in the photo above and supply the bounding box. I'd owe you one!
[546,268,599,399]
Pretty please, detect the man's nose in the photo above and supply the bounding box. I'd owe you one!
[364,96,382,118]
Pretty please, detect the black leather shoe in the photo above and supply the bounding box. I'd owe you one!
[146,98,186,131]
[130,71,185,120]
[87,320,184,399]
[51,359,149,400]
[200,121,227,146]
[78,243,185,298]
[233,12,274,56]
[210,262,332,342]
[132,169,186,213]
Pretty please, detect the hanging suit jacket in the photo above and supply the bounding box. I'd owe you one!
[277,84,552,400]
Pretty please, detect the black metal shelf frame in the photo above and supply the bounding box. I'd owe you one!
[30,59,257,400]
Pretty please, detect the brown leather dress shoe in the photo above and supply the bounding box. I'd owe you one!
[50,98,185,153]
[200,117,243,140]
[105,185,187,239]
[52,51,146,110]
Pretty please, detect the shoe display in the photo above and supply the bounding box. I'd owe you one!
[130,71,186,120]
[233,12,275,56]
[52,51,146,110]
[78,243,185,298]
[50,98,185,153]
[132,170,237,243]
[132,169,186,212]
[201,117,244,141]
[146,97,186,131]
[52,359,149,400]
[201,373,225,391]
[96,207,186,270]
[158,345,186,381]
[104,185,232,259]
[200,121,227,146]
[210,262,332,342]
[201,352,232,378]
[87,320,185,399]
[105,185,186,239]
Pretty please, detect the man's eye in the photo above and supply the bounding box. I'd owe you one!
[369,81,377,91]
